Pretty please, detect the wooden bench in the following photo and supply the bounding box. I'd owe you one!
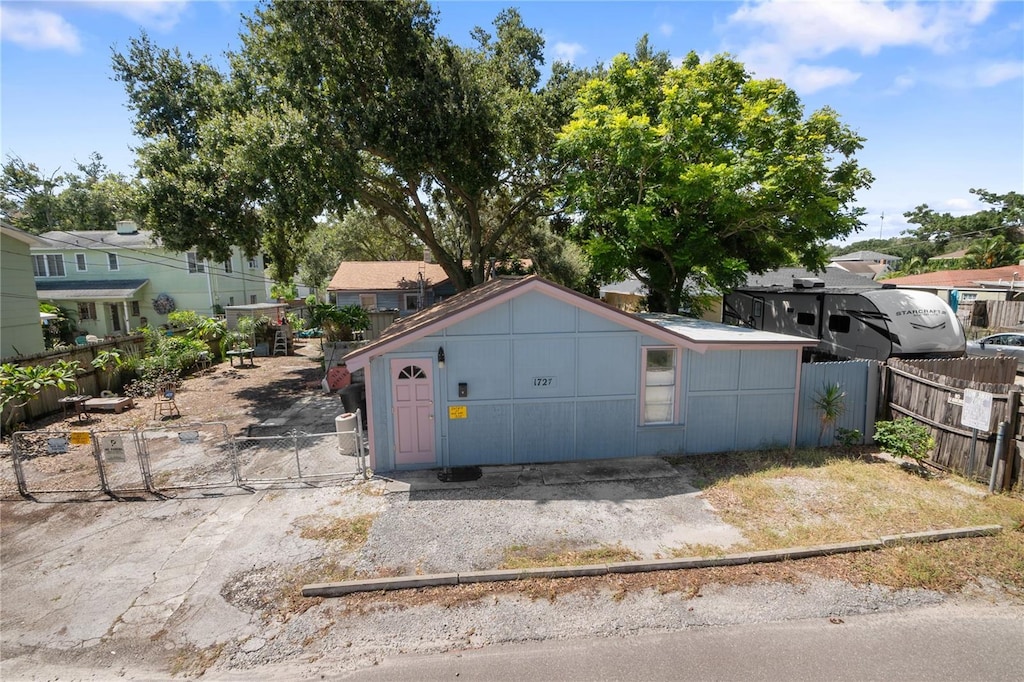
[84,396,135,414]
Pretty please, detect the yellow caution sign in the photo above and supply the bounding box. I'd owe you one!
[448,405,468,419]
[69,431,91,445]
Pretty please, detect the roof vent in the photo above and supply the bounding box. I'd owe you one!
[792,277,825,289]
[115,220,139,235]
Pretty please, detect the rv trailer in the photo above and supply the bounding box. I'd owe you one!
[723,279,966,361]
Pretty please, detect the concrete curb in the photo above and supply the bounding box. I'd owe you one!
[301,524,1002,598]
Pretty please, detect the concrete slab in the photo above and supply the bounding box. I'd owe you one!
[539,456,681,486]
[383,457,685,494]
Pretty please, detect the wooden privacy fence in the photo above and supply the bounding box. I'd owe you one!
[1,335,147,428]
[967,299,1024,331]
[883,357,1021,491]
[796,360,879,448]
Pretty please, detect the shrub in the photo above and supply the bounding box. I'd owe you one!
[836,427,863,449]
[874,418,935,464]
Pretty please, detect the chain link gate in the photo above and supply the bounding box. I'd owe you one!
[235,431,360,485]
[92,429,149,496]
[140,423,236,493]
[7,415,365,499]
[11,429,106,497]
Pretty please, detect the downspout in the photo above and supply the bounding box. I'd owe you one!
[241,251,248,305]
[790,351,803,450]
[206,258,214,310]
[122,300,131,333]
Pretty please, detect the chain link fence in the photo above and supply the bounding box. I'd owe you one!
[6,410,367,500]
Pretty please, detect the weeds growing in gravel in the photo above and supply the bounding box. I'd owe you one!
[500,542,639,569]
[299,513,376,550]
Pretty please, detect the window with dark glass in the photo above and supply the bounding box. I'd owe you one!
[828,315,851,333]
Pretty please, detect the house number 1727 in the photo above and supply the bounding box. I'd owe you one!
[533,377,554,387]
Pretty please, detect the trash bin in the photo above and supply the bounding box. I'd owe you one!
[339,382,365,416]
[336,412,358,455]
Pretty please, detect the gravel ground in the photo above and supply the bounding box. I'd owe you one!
[3,461,1019,681]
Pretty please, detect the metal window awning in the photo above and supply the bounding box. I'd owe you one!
[36,279,149,300]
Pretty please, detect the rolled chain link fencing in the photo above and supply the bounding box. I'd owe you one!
[3,410,367,500]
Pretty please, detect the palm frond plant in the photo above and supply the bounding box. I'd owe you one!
[812,382,846,447]
[91,350,125,393]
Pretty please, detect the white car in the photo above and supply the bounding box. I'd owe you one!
[965,333,1024,369]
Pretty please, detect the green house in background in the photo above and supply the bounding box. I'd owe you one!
[1,222,47,359]
[31,221,273,339]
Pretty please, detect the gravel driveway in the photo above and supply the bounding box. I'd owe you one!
[5,451,999,680]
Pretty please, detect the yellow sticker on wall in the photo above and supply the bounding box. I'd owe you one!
[448,405,468,419]
[69,431,91,445]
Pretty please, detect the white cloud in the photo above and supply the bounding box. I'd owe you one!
[725,0,1002,93]
[944,197,974,210]
[659,22,673,37]
[728,0,979,57]
[788,64,861,93]
[974,61,1024,87]
[885,73,917,95]
[83,0,190,32]
[553,41,585,64]
[0,5,82,52]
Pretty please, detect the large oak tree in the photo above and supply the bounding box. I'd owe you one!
[113,1,587,289]
[556,48,873,312]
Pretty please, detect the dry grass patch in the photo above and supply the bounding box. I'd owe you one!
[500,542,639,569]
[664,543,729,559]
[701,454,1024,551]
[169,641,226,678]
[298,513,376,550]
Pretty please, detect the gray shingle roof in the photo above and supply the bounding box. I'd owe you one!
[34,230,159,250]
[35,279,149,299]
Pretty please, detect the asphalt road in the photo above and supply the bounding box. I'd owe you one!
[343,603,1024,682]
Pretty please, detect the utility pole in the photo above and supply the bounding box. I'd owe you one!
[879,212,885,240]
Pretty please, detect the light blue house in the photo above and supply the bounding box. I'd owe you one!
[343,276,815,472]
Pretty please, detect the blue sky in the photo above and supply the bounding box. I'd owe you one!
[1,0,1021,245]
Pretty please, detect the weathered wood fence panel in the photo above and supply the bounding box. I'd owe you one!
[968,299,1024,330]
[1,335,147,428]
[897,356,1017,384]
[796,361,878,448]
[883,357,1021,490]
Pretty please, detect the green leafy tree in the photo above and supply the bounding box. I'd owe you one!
[902,189,1022,255]
[556,47,873,313]
[1,153,142,232]
[39,303,76,348]
[964,234,1019,269]
[112,2,591,290]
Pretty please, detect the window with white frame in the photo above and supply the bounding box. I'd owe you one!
[130,300,140,317]
[75,253,87,271]
[107,252,119,271]
[642,347,677,425]
[359,293,378,310]
[32,254,65,277]
[77,302,97,320]
[187,252,205,273]
[247,256,259,269]
[403,293,421,311]
[249,294,257,304]
[223,259,233,273]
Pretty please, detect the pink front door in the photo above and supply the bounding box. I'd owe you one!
[391,359,436,466]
